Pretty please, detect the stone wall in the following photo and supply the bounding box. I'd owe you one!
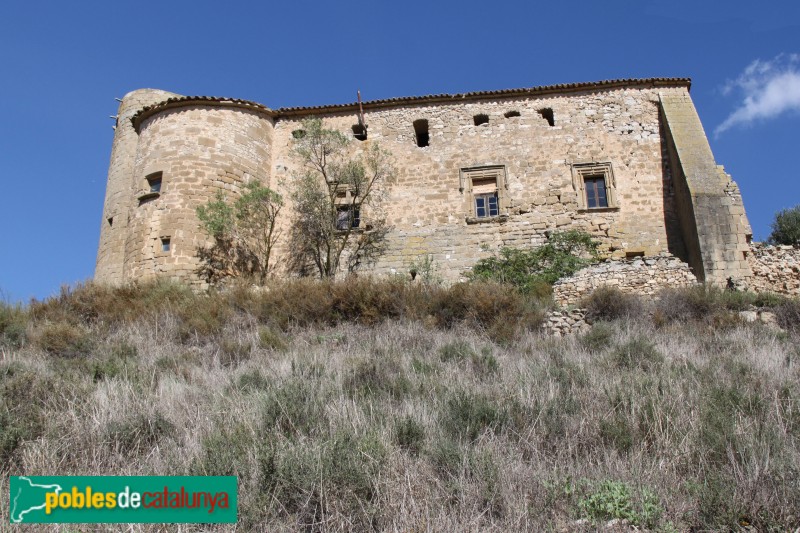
[746,243,800,296]
[124,105,274,284]
[95,89,179,284]
[96,79,753,289]
[270,86,684,281]
[552,254,697,307]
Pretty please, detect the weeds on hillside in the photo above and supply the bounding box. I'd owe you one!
[0,279,799,530]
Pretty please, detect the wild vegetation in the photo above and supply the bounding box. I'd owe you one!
[1,279,799,531]
[768,204,800,246]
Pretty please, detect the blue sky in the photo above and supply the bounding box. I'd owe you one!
[1,0,798,302]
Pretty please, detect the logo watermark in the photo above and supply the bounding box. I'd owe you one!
[9,476,237,524]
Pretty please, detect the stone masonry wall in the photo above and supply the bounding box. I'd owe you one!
[552,254,697,307]
[270,86,684,281]
[95,89,179,284]
[123,105,274,284]
[746,243,800,296]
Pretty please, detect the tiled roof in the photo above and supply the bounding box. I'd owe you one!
[131,77,691,129]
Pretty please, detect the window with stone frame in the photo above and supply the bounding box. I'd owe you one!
[333,185,361,230]
[460,166,507,220]
[571,162,617,210]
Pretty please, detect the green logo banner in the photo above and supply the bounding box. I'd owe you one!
[9,476,237,524]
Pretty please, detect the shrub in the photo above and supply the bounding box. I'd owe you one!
[193,423,253,477]
[579,480,663,529]
[438,340,476,362]
[582,286,644,322]
[218,336,252,367]
[441,390,508,442]
[343,357,411,399]
[580,322,615,352]
[774,298,800,332]
[257,327,288,351]
[0,301,27,349]
[176,293,231,342]
[0,364,51,462]
[106,411,175,455]
[35,322,94,357]
[609,337,663,370]
[767,205,800,245]
[262,380,328,438]
[469,230,599,292]
[394,416,425,455]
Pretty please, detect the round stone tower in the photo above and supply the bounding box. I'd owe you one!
[121,98,275,284]
[95,89,181,284]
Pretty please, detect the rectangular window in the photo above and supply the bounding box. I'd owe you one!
[336,206,360,230]
[584,176,607,208]
[475,193,499,218]
[161,237,171,252]
[460,166,507,221]
[571,162,617,210]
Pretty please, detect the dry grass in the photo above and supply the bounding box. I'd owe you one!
[1,280,799,531]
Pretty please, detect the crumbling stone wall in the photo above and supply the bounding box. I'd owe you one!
[552,254,697,307]
[746,243,800,296]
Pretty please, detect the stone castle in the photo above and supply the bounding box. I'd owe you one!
[96,78,762,292]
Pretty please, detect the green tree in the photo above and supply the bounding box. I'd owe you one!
[767,205,800,245]
[196,181,283,284]
[289,118,393,278]
[469,230,599,293]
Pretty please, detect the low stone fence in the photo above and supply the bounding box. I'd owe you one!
[552,253,697,307]
[542,308,591,336]
[746,243,800,296]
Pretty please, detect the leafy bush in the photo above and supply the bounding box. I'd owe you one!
[580,322,615,352]
[767,205,800,245]
[469,230,598,291]
[582,286,644,322]
[579,480,663,528]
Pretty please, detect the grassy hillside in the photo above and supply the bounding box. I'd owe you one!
[1,280,799,531]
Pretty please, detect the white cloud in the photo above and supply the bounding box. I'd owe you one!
[715,53,800,137]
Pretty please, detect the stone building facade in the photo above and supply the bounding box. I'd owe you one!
[95,78,754,288]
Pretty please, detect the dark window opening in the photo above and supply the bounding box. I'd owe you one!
[538,108,555,127]
[413,119,429,147]
[146,172,162,193]
[352,123,367,141]
[473,114,489,126]
[504,110,521,118]
[625,251,645,258]
[161,237,171,252]
[336,206,360,230]
[107,217,113,227]
[584,176,608,208]
[292,129,306,139]
[475,193,499,218]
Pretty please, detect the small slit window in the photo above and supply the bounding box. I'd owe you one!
[539,108,555,127]
[352,123,367,141]
[146,172,162,193]
[161,237,171,252]
[504,110,521,118]
[413,119,429,147]
[107,217,113,227]
[473,114,489,126]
